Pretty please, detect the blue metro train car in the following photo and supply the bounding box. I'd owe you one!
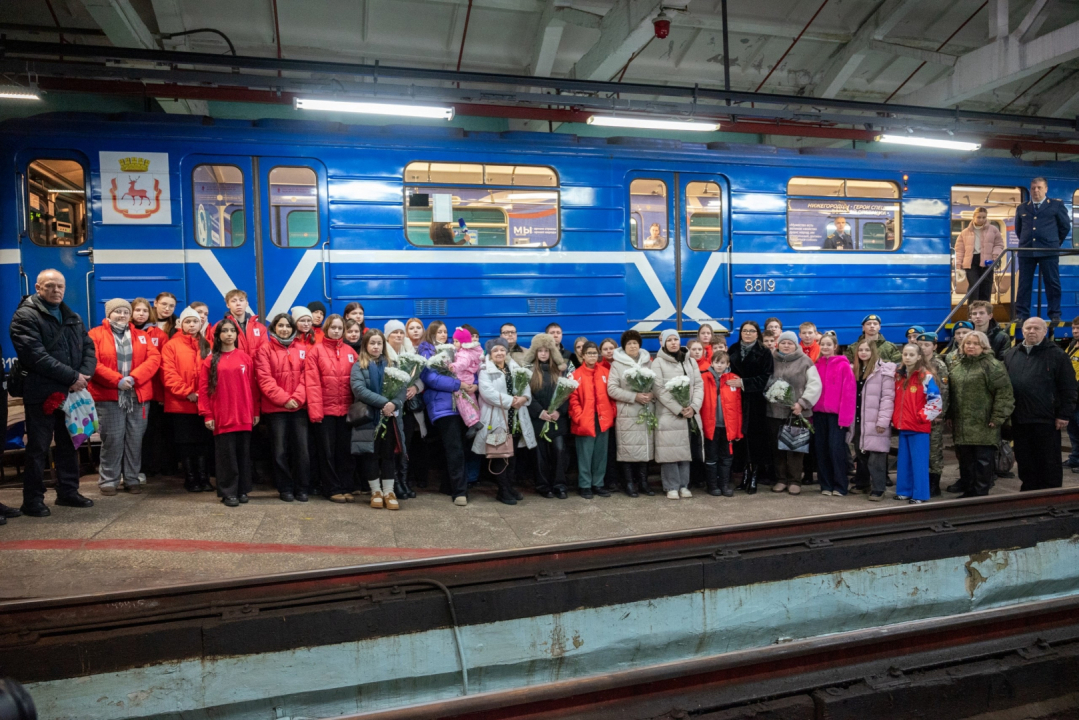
[2,111,1077,365]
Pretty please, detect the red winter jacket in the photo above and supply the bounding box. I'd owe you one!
[198,349,260,435]
[699,359,745,445]
[87,321,162,404]
[305,337,357,422]
[161,332,204,414]
[569,364,615,437]
[210,314,267,358]
[142,325,170,402]
[255,335,308,413]
[892,369,943,434]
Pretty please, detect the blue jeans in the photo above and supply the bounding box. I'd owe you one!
[813,412,849,495]
[465,451,481,484]
[896,430,930,501]
[1015,254,1061,320]
[1067,411,1079,466]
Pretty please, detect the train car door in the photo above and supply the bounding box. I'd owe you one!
[17,152,94,323]
[182,155,258,316]
[626,172,677,334]
[256,158,329,320]
[679,174,732,332]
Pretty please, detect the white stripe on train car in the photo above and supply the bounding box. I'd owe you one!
[93,249,236,298]
[729,252,951,265]
[0,249,19,264]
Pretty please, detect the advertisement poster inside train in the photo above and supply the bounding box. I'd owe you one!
[406,187,558,247]
[787,199,898,250]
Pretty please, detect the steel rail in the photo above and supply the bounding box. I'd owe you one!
[338,593,1079,720]
[1,488,1076,634]
[1,39,1076,133]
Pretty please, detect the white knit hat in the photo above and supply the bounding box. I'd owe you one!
[659,329,680,346]
[384,319,405,335]
[290,305,313,321]
[177,307,202,326]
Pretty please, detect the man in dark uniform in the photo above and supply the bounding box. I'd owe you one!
[822,216,854,250]
[1015,177,1071,323]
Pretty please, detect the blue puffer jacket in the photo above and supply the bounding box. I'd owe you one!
[418,340,461,423]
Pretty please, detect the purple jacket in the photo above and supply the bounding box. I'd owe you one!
[418,340,461,422]
[858,360,896,453]
[813,355,856,427]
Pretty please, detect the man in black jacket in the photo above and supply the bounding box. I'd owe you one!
[969,301,1011,359]
[1003,317,1078,491]
[9,269,97,516]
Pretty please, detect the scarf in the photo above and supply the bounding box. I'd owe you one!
[111,323,136,412]
[274,334,295,348]
[345,338,364,354]
[740,340,755,359]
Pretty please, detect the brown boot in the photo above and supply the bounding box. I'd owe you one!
[369,480,384,509]
[382,478,400,510]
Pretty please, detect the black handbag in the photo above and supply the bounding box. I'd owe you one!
[346,400,371,427]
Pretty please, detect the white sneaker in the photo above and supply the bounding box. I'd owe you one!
[821,490,833,496]
[454,496,468,507]
[666,490,680,499]
[679,488,692,498]
[138,473,147,486]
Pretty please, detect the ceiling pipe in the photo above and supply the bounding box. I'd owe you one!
[4,38,1076,132]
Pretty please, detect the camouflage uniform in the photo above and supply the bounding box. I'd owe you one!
[928,355,950,476]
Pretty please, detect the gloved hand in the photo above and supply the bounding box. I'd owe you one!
[118,376,135,391]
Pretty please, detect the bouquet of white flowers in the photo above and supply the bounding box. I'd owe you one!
[395,351,427,387]
[509,366,533,433]
[664,375,700,435]
[764,379,794,405]
[375,367,412,439]
[623,365,658,431]
[425,351,455,377]
[540,376,579,442]
[436,343,456,357]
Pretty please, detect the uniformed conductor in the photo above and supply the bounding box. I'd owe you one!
[1014,177,1071,323]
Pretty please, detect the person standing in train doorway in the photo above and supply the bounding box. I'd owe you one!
[1014,177,1070,325]
[822,216,853,250]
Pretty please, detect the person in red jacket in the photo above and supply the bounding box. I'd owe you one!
[133,297,172,482]
[209,289,267,358]
[88,298,162,495]
[255,312,311,502]
[305,314,357,503]
[570,342,615,498]
[892,344,943,504]
[291,305,318,348]
[198,317,260,507]
[307,301,327,343]
[705,349,743,496]
[162,307,213,493]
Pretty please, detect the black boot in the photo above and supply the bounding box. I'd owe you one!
[929,473,941,498]
[394,478,407,501]
[736,466,749,492]
[182,456,200,493]
[718,459,734,497]
[195,455,213,492]
[705,462,722,496]
[637,463,655,496]
[622,464,639,498]
[746,466,759,495]
[945,479,966,493]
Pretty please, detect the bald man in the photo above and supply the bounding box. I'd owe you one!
[1003,317,1078,491]
[9,269,97,516]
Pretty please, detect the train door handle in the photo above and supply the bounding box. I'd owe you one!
[85,269,95,325]
[321,241,330,300]
[76,249,93,257]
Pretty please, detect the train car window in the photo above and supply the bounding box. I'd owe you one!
[269,167,319,248]
[950,185,1023,305]
[630,179,668,250]
[193,164,245,247]
[686,181,723,251]
[787,176,901,251]
[404,162,560,248]
[27,159,87,247]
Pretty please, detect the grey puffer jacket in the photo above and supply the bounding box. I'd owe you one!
[607,348,655,462]
[349,357,407,456]
[652,347,703,464]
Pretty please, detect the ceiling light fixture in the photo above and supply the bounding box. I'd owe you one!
[0,84,40,100]
[879,134,980,151]
[587,115,720,132]
[294,97,454,120]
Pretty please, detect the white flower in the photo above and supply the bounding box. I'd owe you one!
[664,375,691,392]
[764,379,793,404]
[384,367,411,384]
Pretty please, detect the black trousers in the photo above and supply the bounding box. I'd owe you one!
[956,444,995,496]
[1013,423,1063,491]
[360,424,397,483]
[965,254,993,304]
[317,415,354,496]
[264,412,310,494]
[215,431,251,499]
[535,434,568,493]
[704,425,733,464]
[433,414,468,500]
[404,411,427,486]
[22,402,82,506]
[141,401,175,476]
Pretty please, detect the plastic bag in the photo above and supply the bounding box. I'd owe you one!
[62,389,99,449]
[996,439,1015,475]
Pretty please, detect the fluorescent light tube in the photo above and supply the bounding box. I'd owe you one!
[294,98,453,120]
[588,115,720,132]
[879,134,980,151]
[0,87,40,100]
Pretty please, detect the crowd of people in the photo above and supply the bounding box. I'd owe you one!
[2,268,1077,524]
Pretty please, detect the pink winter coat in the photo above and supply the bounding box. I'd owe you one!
[857,360,896,454]
[813,355,856,428]
[450,341,483,427]
[954,221,1005,270]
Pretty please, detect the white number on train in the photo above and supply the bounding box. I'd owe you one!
[743,279,776,292]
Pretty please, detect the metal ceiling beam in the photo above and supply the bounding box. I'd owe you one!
[1014,0,1052,42]
[811,0,920,98]
[530,0,566,77]
[1026,68,1079,117]
[904,16,1079,106]
[147,0,208,114]
[570,0,675,81]
[867,40,957,66]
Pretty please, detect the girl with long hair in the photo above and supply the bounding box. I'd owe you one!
[154,292,178,337]
[134,296,173,481]
[812,334,856,496]
[727,320,774,493]
[418,320,470,503]
[892,343,943,504]
[343,302,367,337]
[851,339,895,499]
[198,317,260,507]
[350,330,408,510]
[162,307,214,492]
[524,333,569,498]
[305,314,357,503]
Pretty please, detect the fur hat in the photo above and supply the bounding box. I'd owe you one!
[522,332,566,371]
[453,327,473,344]
[105,298,131,317]
[485,337,510,354]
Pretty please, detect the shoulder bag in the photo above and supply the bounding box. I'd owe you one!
[346,400,371,427]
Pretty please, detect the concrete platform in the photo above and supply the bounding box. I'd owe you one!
[2,450,1076,600]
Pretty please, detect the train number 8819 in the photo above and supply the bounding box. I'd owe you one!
[744,279,776,292]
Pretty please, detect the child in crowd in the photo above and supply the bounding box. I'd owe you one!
[350,330,407,510]
[255,313,310,503]
[893,343,943,504]
[762,331,778,352]
[852,339,896,500]
[162,307,213,493]
[450,326,483,431]
[570,342,615,498]
[700,346,743,496]
[799,321,820,362]
[689,339,709,489]
[765,318,783,337]
[198,318,260,507]
[812,334,856,496]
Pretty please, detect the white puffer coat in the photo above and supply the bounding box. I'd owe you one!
[652,347,704,464]
[607,348,655,462]
[471,355,538,454]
